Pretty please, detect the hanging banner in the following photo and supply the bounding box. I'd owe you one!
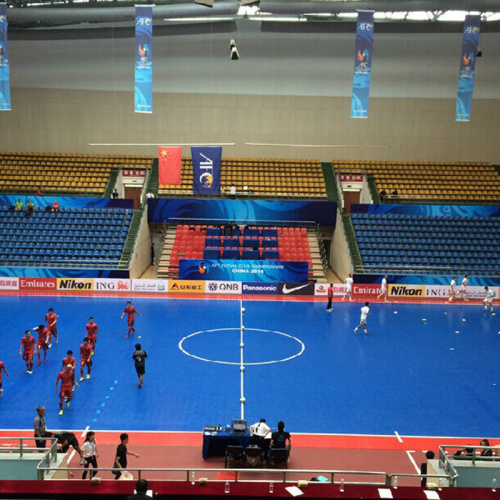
[0,4,11,111]
[191,147,222,195]
[158,147,182,185]
[456,15,481,122]
[135,5,153,114]
[351,11,374,119]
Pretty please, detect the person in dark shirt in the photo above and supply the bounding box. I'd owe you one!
[54,431,83,460]
[480,439,493,457]
[132,344,148,389]
[127,479,153,500]
[113,433,140,479]
[420,450,435,487]
[270,421,291,452]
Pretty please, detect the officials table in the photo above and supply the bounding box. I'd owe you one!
[202,428,252,459]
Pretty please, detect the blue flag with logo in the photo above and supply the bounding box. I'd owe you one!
[0,4,11,111]
[192,147,222,195]
[135,5,153,114]
[456,15,481,122]
[351,11,374,119]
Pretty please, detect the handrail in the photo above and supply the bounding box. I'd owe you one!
[168,218,317,229]
[0,437,58,460]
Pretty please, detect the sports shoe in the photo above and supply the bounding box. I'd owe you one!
[48,344,52,349]
[55,338,59,344]
[86,374,90,379]
[66,400,70,408]
[37,360,41,366]
[353,329,357,334]
[59,410,63,416]
[125,334,130,338]
[364,331,370,335]
[138,384,143,388]
[28,370,33,374]
[80,377,84,382]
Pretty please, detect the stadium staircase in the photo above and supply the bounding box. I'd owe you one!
[341,212,364,273]
[117,209,143,269]
[103,168,119,198]
[157,225,177,279]
[321,162,340,202]
[147,158,159,197]
[307,229,327,282]
[367,175,381,204]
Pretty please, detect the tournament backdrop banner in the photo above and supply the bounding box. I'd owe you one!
[0,195,133,210]
[0,268,129,278]
[148,198,337,227]
[351,11,374,119]
[353,274,500,287]
[0,4,10,111]
[179,259,308,283]
[135,5,153,114]
[191,147,222,195]
[351,204,500,218]
[456,15,481,122]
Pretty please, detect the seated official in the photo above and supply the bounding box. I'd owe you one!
[15,199,23,212]
[270,420,291,453]
[25,200,35,218]
[249,418,271,450]
[454,447,474,459]
[480,439,493,457]
[52,200,60,212]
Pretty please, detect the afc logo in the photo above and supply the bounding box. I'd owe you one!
[464,26,480,35]
[357,23,373,31]
[136,17,152,26]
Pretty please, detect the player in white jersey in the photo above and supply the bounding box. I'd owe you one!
[342,274,353,301]
[377,275,388,302]
[354,302,370,335]
[483,286,495,312]
[459,275,469,301]
[448,277,457,303]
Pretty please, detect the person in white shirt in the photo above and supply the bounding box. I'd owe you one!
[483,286,495,312]
[459,275,469,302]
[342,274,353,301]
[81,431,99,480]
[249,418,271,451]
[354,302,370,335]
[448,277,457,303]
[377,275,388,302]
[146,190,155,199]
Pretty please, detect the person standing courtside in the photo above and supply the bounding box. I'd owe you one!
[326,284,333,312]
[113,433,140,479]
[33,406,52,449]
[132,344,147,389]
[249,418,271,450]
[81,431,99,480]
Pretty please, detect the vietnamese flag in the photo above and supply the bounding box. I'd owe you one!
[158,147,182,185]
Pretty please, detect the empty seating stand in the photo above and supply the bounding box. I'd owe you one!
[167,224,313,279]
[158,158,326,199]
[351,213,500,276]
[0,207,133,268]
[333,160,500,203]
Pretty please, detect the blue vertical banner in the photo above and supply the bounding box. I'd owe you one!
[0,4,11,111]
[191,147,222,195]
[134,5,153,114]
[456,15,481,122]
[351,11,374,119]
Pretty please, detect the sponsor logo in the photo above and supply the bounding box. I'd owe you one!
[358,22,373,31]
[57,278,94,291]
[389,285,425,297]
[242,283,278,295]
[94,279,131,291]
[206,281,242,294]
[136,17,152,26]
[353,284,381,296]
[131,279,168,292]
[0,278,19,290]
[19,278,57,290]
[464,26,480,35]
[279,283,315,296]
[168,280,204,293]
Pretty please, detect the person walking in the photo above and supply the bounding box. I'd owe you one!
[81,431,99,479]
[326,284,333,312]
[113,433,140,480]
[132,344,148,389]
[354,302,371,335]
[342,274,353,301]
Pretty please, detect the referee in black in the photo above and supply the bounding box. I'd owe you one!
[132,344,147,389]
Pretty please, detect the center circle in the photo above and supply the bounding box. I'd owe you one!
[178,328,305,366]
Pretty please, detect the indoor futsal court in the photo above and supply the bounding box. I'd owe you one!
[2,294,499,440]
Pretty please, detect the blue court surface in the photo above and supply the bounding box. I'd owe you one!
[1,295,499,438]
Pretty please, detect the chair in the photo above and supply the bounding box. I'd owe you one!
[225,446,246,469]
[245,446,264,468]
[267,448,288,469]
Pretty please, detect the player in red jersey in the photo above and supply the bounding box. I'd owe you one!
[19,330,37,374]
[80,337,93,382]
[0,361,9,398]
[33,324,49,365]
[85,318,99,352]
[121,301,141,338]
[45,307,58,347]
[56,364,78,415]
[62,350,76,370]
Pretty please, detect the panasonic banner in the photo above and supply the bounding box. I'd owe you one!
[179,260,308,283]
[0,3,11,111]
[351,11,374,119]
[135,5,153,114]
[456,15,481,122]
[191,147,222,195]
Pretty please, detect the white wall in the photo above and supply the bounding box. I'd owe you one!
[330,209,352,281]
[129,206,152,279]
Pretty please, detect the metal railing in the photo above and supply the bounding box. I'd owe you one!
[0,436,58,461]
[168,218,317,229]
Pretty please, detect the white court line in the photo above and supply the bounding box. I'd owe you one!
[406,450,420,474]
[67,425,89,465]
[395,431,403,443]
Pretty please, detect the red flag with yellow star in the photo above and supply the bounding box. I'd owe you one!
[158,147,182,185]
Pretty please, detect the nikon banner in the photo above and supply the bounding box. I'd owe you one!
[57,278,94,291]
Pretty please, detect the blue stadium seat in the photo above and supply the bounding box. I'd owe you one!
[204,248,220,259]
[242,249,260,259]
[222,248,239,259]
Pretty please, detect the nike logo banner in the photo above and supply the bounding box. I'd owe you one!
[278,283,315,296]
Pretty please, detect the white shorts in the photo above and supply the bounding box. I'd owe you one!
[484,297,493,304]
[380,286,387,294]
[360,315,368,324]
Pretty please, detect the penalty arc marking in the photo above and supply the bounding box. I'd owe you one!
[178,327,305,366]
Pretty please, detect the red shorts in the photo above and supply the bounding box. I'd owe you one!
[49,326,57,336]
[38,342,48,351]
[89,336,96,344]
[23,352,33,362]
[127,318,134,326]
[59,388,72,399]
[80,358,92,368]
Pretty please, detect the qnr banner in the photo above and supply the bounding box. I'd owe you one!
[135,5,153,114]
[179,259,309,283]
[456,15,481,122]
[192,147,222,195]
[0,3,11,111]
[351,11,374,119]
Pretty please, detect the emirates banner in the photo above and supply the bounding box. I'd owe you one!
[456,15,481,122]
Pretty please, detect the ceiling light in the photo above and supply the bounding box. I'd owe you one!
[230,39,239,61]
